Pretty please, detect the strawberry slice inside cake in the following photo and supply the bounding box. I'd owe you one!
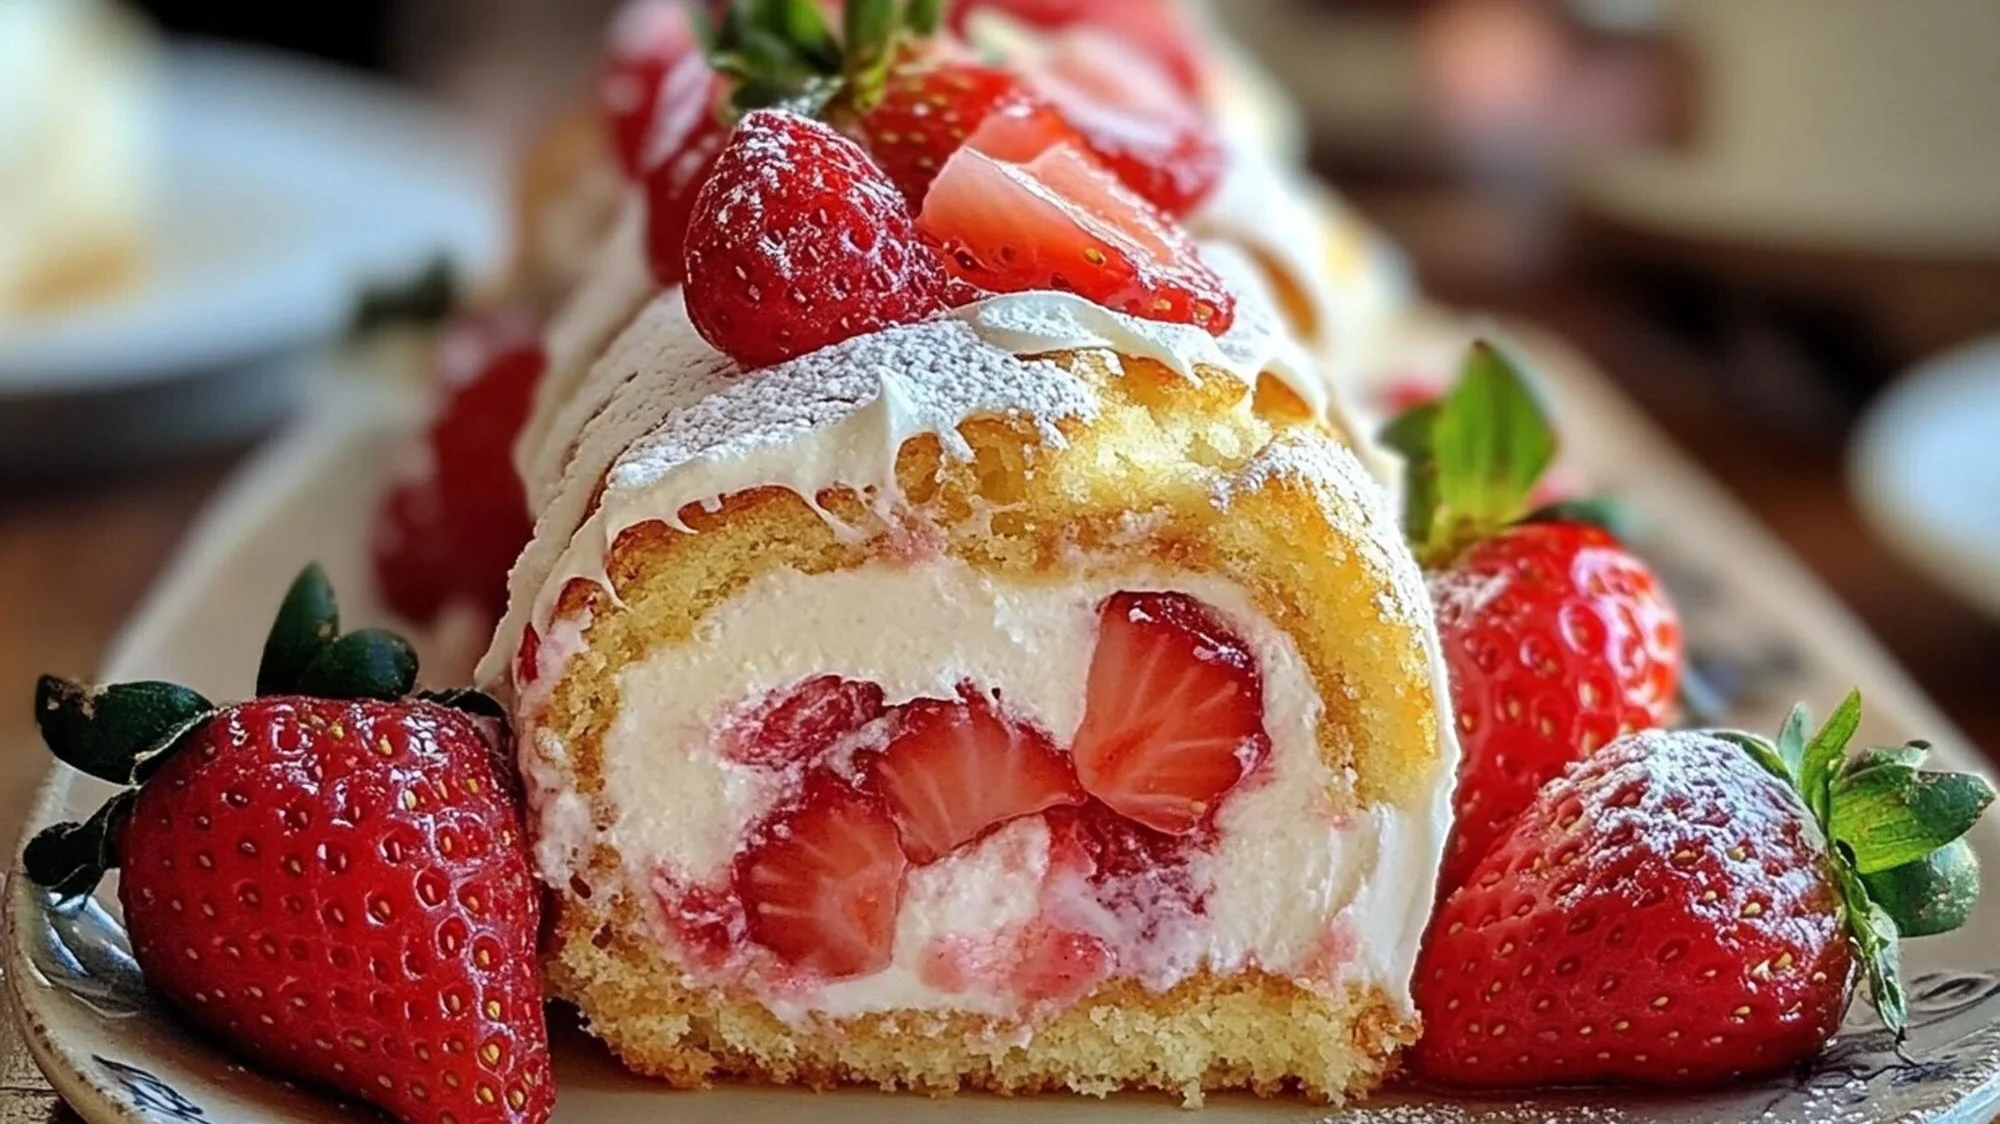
[639,590,1278,1012]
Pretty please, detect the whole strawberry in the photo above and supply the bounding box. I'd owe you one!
[1383,342,1681,892]
[26,566,553,1124]
[373,306,543,627]
[1412,692,1992,1087]
[682,109,948,369]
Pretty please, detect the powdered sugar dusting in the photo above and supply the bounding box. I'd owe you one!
[953,241,1328,417]
[477,302,1096,686]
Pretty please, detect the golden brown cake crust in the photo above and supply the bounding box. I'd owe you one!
[549,890,1418,1106]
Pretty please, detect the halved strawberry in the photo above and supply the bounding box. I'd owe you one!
[1070,592,1269,834]
[734,775,908,979]
[859,58,1042,206]
[965,95,1083,163]
[601,0,701,178]
[951,0,1209,99]
[866,694,1084,864]
[918,144,1234,334]
[723,676,889,769]
[1028,28,1225,217]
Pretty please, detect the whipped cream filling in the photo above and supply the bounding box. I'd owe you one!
[528,557,1450,1021]
[478,258,1349,689]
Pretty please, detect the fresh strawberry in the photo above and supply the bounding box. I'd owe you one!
[859,58,1044,206]
[865,693,1084,864]
[638,63,729,286]
[372,306,542,627]
[25,566,552,1124]
[1412,694,1992,1087]
[919,144,1234,333]
[1069,591,1268,835]
[734,773,909,979]
[965,95,1084,163]
[722,676,888,769]
[682,110,949,368]
[950,0,1209,99]
[1432,522,1681,890]
[600,0,702,178]
[371,474,456,625]
[1026,28,1225,217]
[1383,342,1681,892]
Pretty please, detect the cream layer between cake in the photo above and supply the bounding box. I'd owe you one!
[527,556,1453,1023]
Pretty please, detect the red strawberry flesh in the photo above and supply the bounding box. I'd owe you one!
[1413,729,1853,1087]
[119,698,553,1124]
[372,306,542,627]
[735,775,909,979]
[1070,591,1268,834]
[860,59,1041,207]
[865,693,1084,864]
[723,676,889,769]
[1028,28,1225,217]
[1432,522,1682,892]
[918,144,1234,333]
[684,110,950,368]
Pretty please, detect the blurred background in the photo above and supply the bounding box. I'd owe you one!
[4,0,1999,841]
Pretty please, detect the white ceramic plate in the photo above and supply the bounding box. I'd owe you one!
[1851,335,2000,621]
[0,41,503,466]
[9,350,2000,1124]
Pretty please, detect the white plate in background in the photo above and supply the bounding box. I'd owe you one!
[0,40,503,398]
[1852,336,2000,621]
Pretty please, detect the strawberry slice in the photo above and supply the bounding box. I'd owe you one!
[1028,28,1225,217]
[1071,592,1269,834]
[723,676,889,769]
[860,58,1042,207]
[735,775,908,979]
[965,96,1084,164]
[951,0,1208,99]
[866,694,1085,864]
[917,144,1234,334]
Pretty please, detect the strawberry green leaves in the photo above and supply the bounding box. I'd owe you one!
[1863,839,1980,938]
[22,790,137,902]
[34,677,213,786]
[1833,756,1993,875]
[255,564,417,701]
[255,562,340,695]
[1717,690,1993,1037]
[704,0,941,118]
[1382,340,1559,567]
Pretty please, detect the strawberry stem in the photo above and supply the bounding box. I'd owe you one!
[708,0,944,120]
[1717,690,1994,1038]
